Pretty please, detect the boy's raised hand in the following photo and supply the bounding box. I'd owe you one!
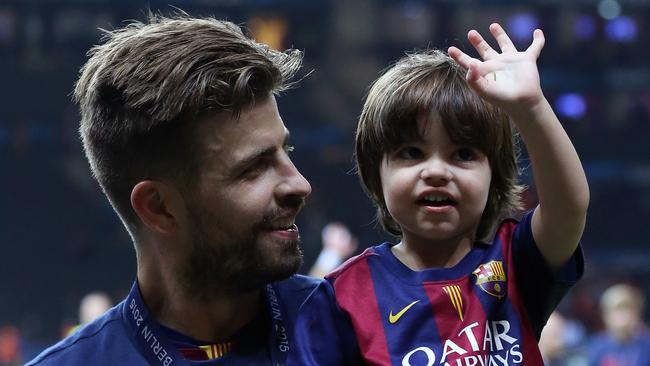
[448,23,545,116]
[451,24,589,271]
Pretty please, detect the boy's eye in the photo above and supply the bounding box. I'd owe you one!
[397,146,424,160]
[453,147,477,162]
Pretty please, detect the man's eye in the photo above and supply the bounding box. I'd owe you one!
[397,146,423,160]
[241,160,268,178]
[453,147,477,161]
[284,145,295,154]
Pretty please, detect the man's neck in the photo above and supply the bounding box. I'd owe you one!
[137,269,262,343]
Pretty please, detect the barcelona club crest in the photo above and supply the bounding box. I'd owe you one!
[472,261,507,298]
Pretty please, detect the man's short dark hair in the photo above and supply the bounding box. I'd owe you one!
[74,13,302,233]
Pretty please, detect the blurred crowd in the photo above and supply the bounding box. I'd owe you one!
[2,0,649,364]
[540,284,650,366]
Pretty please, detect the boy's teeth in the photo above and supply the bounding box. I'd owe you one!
[425,194,447,202]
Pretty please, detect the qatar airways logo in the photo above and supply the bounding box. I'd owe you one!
[401,320,522,366]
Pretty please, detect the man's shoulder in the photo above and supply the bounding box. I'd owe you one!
[273,274,322,301]
[276,273,322,291]
[26,301,144,366]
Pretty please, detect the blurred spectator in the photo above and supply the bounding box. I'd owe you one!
[62,292,112,337]
[586,283,650,366]
[0,326,21,366]
[78,292,112,325]
[308,222,358,278]
[540,312,570,365]
[540,311,587,366]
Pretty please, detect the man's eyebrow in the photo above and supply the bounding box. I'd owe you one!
[229,129,291,174]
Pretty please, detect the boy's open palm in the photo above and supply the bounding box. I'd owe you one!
[448,23,545,115]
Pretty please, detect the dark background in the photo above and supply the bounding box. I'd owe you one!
[1,0,648,363]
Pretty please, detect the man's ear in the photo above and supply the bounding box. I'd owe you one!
[130,181,185,235]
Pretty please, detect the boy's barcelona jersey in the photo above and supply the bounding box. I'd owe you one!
[289,211,584,366]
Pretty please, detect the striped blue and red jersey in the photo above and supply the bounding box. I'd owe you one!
[289,211,583,366]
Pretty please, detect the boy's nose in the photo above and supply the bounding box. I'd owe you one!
[420,159,452,184]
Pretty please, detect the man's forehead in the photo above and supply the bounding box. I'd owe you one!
[195,96,286,162]
[203,120,288,149]
[202,125,290,173]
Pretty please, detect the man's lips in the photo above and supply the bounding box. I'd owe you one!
[263,215,297,230]
[259,208,301,239]
[268,224,300,240]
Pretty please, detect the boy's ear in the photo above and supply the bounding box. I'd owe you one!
[130,181,184,235]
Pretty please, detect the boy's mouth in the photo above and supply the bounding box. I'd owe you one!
[417,194,457,207]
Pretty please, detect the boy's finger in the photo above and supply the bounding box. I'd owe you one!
[468,30,498,60]
[489,23,517,53]
[448,46,483,71]
[466,62,489,95]
[526,29,545,58]
[447,46,476,69]
[466,61,482,83]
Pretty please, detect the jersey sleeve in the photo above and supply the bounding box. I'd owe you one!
[511,209,584,338]
[287,279,362,366]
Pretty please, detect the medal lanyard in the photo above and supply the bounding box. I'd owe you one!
[123,281,188,366]
[122,281,290,365]
[264,283,290,366]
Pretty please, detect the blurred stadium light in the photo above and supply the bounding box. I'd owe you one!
[605,16,637,43]
[574,14,597,40]
[507,12,539,42]
[556,93,588,120]
[598,0,622,20]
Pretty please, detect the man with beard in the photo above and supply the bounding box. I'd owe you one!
[28,13,318,366]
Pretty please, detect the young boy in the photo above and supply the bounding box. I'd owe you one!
[289,24,588,365]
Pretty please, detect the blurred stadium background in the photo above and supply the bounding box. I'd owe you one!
[0,0,649,364]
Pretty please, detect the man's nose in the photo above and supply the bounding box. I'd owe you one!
[277,158,312,200]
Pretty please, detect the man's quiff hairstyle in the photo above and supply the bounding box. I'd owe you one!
[74,13,302,233]
[356,50,522,240]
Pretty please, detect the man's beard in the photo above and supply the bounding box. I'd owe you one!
[179,204,303,299]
